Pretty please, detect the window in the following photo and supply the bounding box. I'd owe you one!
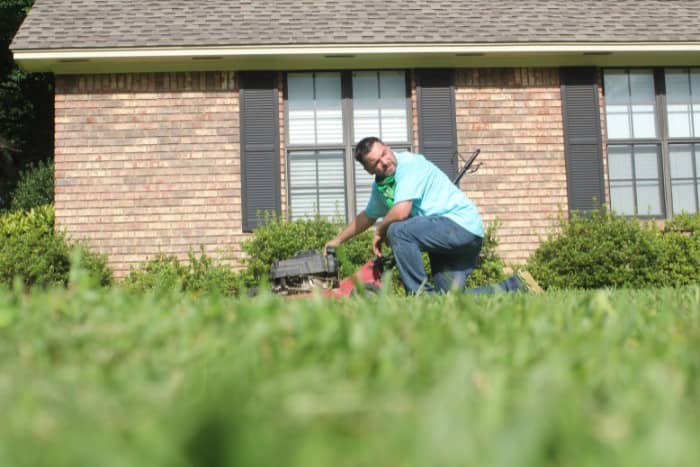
[603,68,700,216]
[286,71,411,221]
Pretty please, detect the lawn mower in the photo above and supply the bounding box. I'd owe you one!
[268,148,482,297]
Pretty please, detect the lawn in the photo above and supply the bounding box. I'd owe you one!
[1,285,699,466]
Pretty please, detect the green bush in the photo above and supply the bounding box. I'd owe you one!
[664,211,700,233]
[122,247,242,296]
[527,209,700,289]
[0,204,112,288]
[9,159,54,211]
[467,220,507,287]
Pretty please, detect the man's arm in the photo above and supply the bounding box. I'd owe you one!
[373,200,413,255]
[324,211,377,253]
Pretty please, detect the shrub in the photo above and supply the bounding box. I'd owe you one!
[10,159,54,211]
[527,209,700,289]
[664,211,700,234]
[185,247,243,295]
[122,255,188,293]
[658,212,700,286]
[333,229,375,278]
[122,247,242,296]
[0,204,112,288]
[467,220,507,287]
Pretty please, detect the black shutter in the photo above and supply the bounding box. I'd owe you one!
[416,69,458,178]
[560,67,605,215]
[240,71,281,231]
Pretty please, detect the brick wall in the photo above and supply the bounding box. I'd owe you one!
[54,72,241,278]
[455,68,568,264]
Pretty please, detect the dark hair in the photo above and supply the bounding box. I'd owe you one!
[354,136,383,163]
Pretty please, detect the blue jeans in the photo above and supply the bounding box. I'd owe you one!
[386,216,522,295]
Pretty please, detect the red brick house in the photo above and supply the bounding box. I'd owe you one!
[11,0,700,277]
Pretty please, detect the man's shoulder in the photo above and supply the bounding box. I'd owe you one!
[396,150,423,160]
[396,151,428,170]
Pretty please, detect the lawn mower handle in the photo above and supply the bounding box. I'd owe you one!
[451,148,480,186]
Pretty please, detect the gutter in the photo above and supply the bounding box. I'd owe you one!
[12,42,700,73]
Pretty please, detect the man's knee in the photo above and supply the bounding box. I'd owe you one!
[386,221,408,243]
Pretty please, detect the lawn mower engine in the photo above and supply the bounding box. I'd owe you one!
[269,247,339,295]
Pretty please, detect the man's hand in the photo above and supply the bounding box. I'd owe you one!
[372,230,385,256]
[323,239,340,255]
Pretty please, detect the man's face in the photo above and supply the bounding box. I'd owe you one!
[362,142,397,178]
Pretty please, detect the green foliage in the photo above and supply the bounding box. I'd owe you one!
[122,247,242,296]
[528,209,700,289]
[664,211,700,233]
[334,229,374,278]
[0,204,112,287]
[467,220,506,287]
[122,255,188,293]
[69,245,113,288]
[1,0,53,210]
[2,286,700,466]
[9,158,53,210]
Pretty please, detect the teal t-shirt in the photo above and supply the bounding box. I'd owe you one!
[365,151,484,237]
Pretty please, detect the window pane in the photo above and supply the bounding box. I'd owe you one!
[288,151,345,220]
[668,105,692,138]
[317,152,345,218]
[671,181,697,214]
[629,70,656,137]
[604,71,629,104]
[629,69,655,104]
[288,73,316,145]
[604,71,631,139]
[315,73,343,144]
[354,160,375,213]
[669,144,694,178]
[692,70,700,136]
[379,71,408,142]
[608,145,633,179]
[666,69,692,137]
[634,145,659,179]
[288,154,319,220]
[353,72,381,142]
[696,144,700,178]
[353,71,408,144]
[636,180,662,216]
[606,106,631,139]
[631,104,656,138]
[610,180,635,215]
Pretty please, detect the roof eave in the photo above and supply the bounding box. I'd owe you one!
[12,42,700,74]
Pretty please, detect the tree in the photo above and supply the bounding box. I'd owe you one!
[0,0,54,210]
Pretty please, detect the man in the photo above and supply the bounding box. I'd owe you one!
[324,136,541,294]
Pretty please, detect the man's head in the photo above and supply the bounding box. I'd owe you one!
[355,136,397,179]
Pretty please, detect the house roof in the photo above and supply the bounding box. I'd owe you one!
[11,0,700,50]
[10,0,700,73]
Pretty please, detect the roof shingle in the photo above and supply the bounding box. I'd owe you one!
[11,0,700,51]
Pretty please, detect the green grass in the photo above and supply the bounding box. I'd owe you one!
[1,285,699,466]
